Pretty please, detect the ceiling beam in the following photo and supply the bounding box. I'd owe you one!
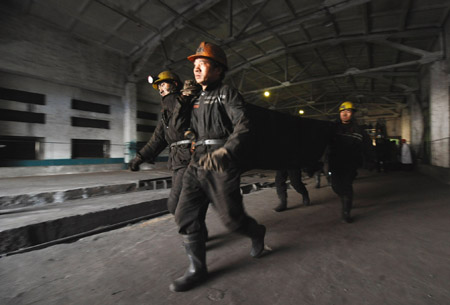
[129,0,224,80]
[94,0,159,32]
[228,0,233,37]
[364,74,416,92]
[233,0,271,39]
[167,0,374,70]
[222,0,371,45]
[371,39,439,57]
[226,28,441,76]
[242,56,442,95]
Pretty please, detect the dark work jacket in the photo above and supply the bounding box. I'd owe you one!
[190,81,251,165]
[328,119,374,172]
[138,93,192,170]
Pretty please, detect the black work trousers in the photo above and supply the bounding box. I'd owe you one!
[175,165,255,235]
[330,168,357,198]
[167,166,187,215]
[275,169,308,201]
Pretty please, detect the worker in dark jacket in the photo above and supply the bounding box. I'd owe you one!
[170,42,266,292]
[329,101,374,223]
[273,169,310,212]
[128,71,199,215]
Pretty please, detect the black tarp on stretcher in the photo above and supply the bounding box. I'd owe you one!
[242,104,333,171]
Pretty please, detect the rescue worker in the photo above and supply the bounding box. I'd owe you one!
[128,71,201,216]
[170,42,266,292]
[328,101,374,223]
[273,169,310,212]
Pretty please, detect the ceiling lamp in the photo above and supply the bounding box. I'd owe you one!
[299,109,305,115]
[264,91,270,97]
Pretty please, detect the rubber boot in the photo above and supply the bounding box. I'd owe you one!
[302,192,311,206]
[273,199,287,212]
[170,232,207,292]
[237,218,266,258]
[341,195,353,223]
[273,194,287,212]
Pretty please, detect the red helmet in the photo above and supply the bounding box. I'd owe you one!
[187,42,228,70]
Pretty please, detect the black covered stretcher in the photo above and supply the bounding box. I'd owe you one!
[243,104,333,171]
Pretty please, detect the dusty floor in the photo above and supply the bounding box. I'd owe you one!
[1,170,449,305]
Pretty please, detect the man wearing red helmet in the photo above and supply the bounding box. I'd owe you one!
[170,42,266,292]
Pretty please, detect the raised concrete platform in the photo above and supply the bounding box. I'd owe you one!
[0,169,173,209]
[0,169,277,254]
[0,169,449,305]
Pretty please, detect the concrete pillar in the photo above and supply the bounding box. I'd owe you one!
[409,94,424,157]
[401,107,411,142]
[123,82,137,163]
[429,60,450,168]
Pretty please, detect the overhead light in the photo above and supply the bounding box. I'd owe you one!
[299,109,305,115]
[264,91,270,97]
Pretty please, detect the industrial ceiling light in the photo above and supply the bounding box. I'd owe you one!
[299,109,305,115]
[264,91,270,97]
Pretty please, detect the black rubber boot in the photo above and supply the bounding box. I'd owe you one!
[302,192,311,206]
[341,195,353,223]
[169,233,207,292]
[273,200,287,212]
[237,218,266,258]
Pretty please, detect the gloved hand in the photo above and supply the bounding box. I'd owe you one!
[129,155,144,171]
[181,79,201,96]
[198,147,231,172]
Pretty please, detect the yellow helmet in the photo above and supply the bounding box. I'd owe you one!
[339,101,357,112]
[151,71,181,90]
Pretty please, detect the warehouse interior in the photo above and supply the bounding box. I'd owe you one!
[1,2,450,304]
[0,0,449,179]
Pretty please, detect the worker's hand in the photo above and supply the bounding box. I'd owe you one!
[181,79,201,96]
[198,147,231,172]
[129,155,144,171]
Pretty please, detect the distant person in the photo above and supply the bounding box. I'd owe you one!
[273,169,310,212]
[375,136,390,172]
[400,139,413,170]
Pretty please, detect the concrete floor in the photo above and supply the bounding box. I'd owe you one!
[0,170,449,305]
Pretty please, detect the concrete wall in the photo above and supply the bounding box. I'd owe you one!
[409,94,425,157]
[385,118,402,138]
[401,107,411,143]
[429,60,450,168]
[0,9,126,96]
[0,8,133,176]
[0,72,125,159]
